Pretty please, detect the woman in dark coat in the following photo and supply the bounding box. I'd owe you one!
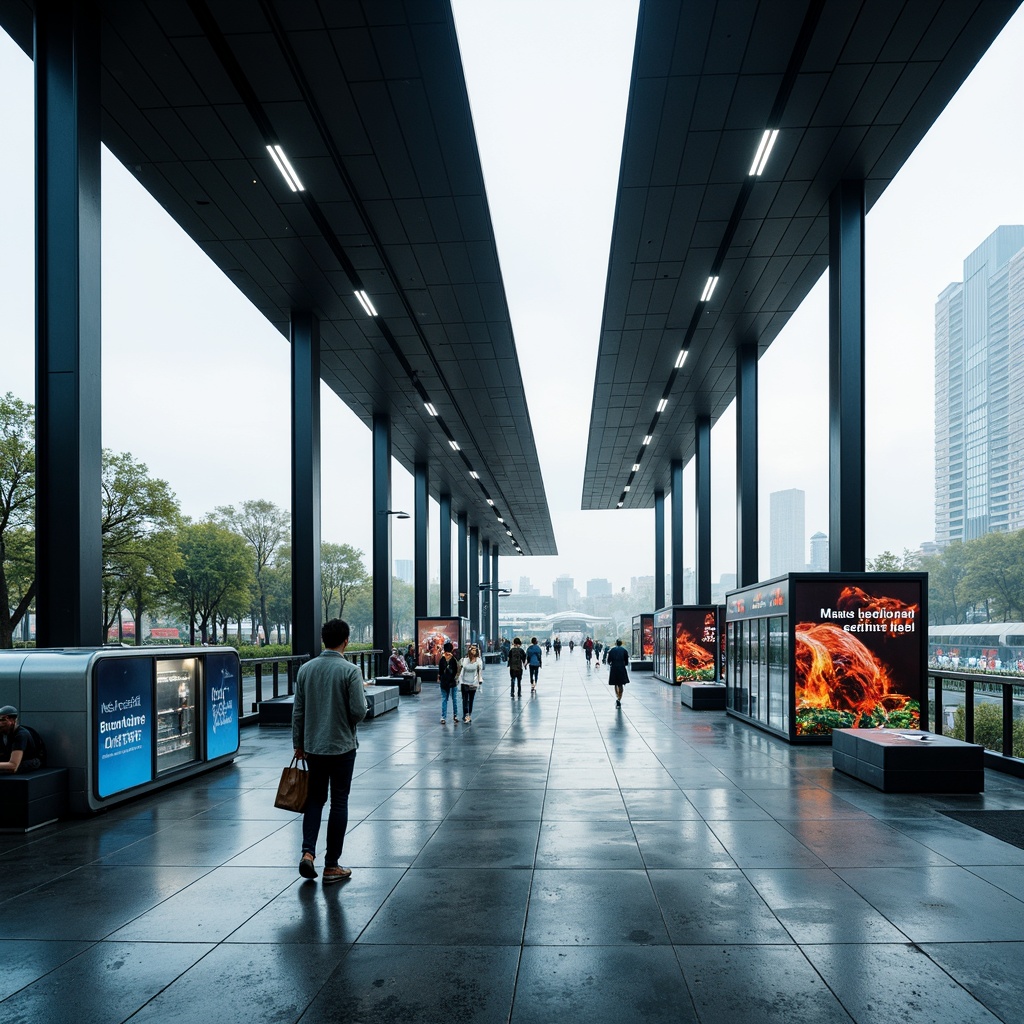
[606,639,630,708]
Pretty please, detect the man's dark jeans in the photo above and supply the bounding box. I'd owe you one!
[302,749,357,867]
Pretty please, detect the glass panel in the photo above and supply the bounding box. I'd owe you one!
[156,658,198,773]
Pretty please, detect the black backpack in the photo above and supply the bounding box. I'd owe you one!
[23,725,47,768]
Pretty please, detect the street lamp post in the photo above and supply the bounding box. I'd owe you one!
[479,582,511,653]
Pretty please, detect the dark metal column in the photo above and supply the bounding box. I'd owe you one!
[414,462,429,618]
[480,538,491,647]
[34,0,102,647]
[671,460,684,604]
[736,344,759,586]
[829,180,866,572]
[372,414,393,652]
[290,311,321,658]
[469,526,480,643]
[457,512,468,623]
[491,549,499,640]
[440,493,453,615]
[654,490,666,609]
[695,415,712,604]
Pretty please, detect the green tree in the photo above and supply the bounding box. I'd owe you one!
[960,530,1024,622]
[392,577,415,643]
[867,548,919,572]
[0,394,35,648]
[264,551,292,645]
[169,522,254,644]
[922,541,970,625]
[320,542,369,620]
[215,500,289,647]
[100,450,182,639]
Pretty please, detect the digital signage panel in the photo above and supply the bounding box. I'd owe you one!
[673,608,719,682]
[204,651,240,760]
[632,614,654,659]
[416,618,464,665]
[95,656,154,798]
[791,577,925,736]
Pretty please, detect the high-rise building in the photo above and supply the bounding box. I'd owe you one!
[769,489,806,576]
[394,559,414,584]
[587,578,612,599]
[809,531,829,572]
[935,225,1024,544]
[553,575,576,608]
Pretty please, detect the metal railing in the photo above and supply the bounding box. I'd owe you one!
[239,649,386,724]
[928,668,1024,778]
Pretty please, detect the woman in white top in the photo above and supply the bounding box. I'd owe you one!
[459,644,484,723]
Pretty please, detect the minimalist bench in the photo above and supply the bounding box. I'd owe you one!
[680,682,727,710]
[630,660,654,672]
[416,666,440,685]
[833,728,984,793]
[364,684,400,718]
[0,767,69,832]
[375,674,420,695]
[484,652,502,664]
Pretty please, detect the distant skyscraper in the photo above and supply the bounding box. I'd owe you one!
[394,559,414,584]
[770,489,806,576]
[587,578,612,598]
[935,225,1024,544]
[809,531,829,572]
[553,575,575,608]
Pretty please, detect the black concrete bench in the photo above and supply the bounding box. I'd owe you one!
[257,694,294,725]
[416,666,439,685]
[833,728,984,793]
[484,652,502,664]
[680,682,727,710]
[364,684,400,718]
[0,768,69,832]
[376,674,420,695]
[631,660,654,672]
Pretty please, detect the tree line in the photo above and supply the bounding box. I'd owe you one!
[0,393,383,649]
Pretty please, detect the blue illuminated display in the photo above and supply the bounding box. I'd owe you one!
[204,652,240,759]
[95,657,153,798]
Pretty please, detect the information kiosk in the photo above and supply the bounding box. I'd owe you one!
[653,605,726,709]
[724,573,928,743]
[631,614,654,671]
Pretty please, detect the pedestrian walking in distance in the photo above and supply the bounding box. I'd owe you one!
[606,638,630,708]
[526,637,543,691]
[460,644,484,722]
[507,637,527,697]
[438,642,461,724]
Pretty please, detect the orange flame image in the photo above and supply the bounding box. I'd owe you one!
[675,627,714,681]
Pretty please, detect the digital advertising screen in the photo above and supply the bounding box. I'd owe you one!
[790,576,926,736]
[632,614,654,659]
[416,618,462,665]
[204,651,240,760]
[95,657,154,798]
[673,608,719,682]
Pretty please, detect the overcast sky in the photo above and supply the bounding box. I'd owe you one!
[3,4,1024,600]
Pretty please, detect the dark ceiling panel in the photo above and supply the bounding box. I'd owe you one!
[583,0,1020,513]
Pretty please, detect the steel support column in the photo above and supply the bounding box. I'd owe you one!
[491,549,499,640]
[290,311,321,658]
[480,538,491,648]
[457,512,468,623]
[372,414,393,652]
[469,526,480,643]
[695,415,712,604]
[671,460,684,605]
[736,344,759,587]
[34,0,102,647]
[414,462,429,618]
[829,179,866,572]
[440,493,453,616]
[654,490,666,609]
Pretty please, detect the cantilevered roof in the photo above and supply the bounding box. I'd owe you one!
[0,0,556,557]
[583,0,1021,511]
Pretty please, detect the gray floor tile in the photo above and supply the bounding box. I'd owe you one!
[511,945,699,1024]
[705,820,828,868]
[777,818,954,868]
[0,940,95,1001]
[803,943,1002,1023]
[633,820,736,869]
[920,942,1024,1024]
[341,818,441,866]
[535,820,643,868]
[620,788,703,819]
[413,818,540,868]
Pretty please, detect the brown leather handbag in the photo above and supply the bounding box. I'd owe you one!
[274,757,309,812]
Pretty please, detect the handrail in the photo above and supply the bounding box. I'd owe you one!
[928,668,1024,777]
[239,650,387,723]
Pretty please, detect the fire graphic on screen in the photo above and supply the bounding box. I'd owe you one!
[794,587,920,735]
[675,628,715,681]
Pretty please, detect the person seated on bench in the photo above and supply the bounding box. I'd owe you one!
[388,648,416,686]
[0,706,43,774]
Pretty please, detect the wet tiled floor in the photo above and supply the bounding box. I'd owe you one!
[3,655,1024,1023]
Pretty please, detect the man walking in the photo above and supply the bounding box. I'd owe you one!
[507,637,527,697]
[606,638,630,708]
[292,618,367,884]
[526,637,543,691]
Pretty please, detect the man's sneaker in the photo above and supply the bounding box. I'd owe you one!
[322,866,352,885]
[440,718,446,724]
[299,854,317,879]
[615,700,621,708]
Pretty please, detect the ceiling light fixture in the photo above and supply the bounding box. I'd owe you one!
[632,463,640,472]
[701,276,719,302]
[497,517,504,523]
[469,471,479,479]
[657,398,668,413]
[675,349,688,369]
[643,435,653,446]
[448,439,460,451]
[617,501,623,508]
[486,498,494,506]
[623,485,630,491]
[424,402,438,416]
[355,290,378,317]
[749,128,779,176]
[266,144,304,192]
